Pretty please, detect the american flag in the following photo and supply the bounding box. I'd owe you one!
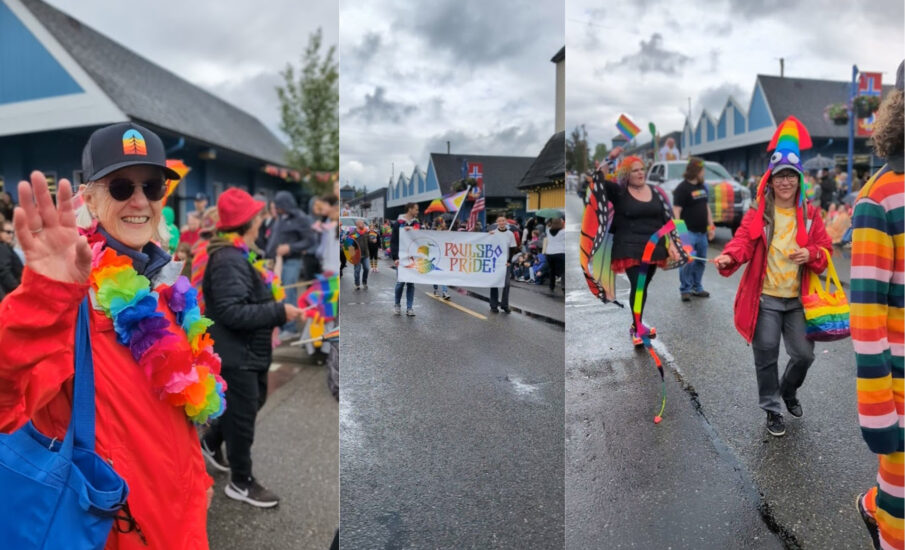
[466,196,485,231]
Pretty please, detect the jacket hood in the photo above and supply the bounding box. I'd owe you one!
[274,191,298,212]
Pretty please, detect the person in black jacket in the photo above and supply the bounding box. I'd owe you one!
[390,202,421,315]
[267,191,318,336]
[200,188,303,508]
[0,218,23,301]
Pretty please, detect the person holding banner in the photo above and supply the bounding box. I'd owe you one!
[432,217,451,300]
[489,215,517,313]
[0,122,219,547]
[391,202,421,316]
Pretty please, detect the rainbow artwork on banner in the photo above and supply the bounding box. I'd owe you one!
[122,129,147,156]
[615,114,641,142]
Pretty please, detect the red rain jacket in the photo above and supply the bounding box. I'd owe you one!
[0,268,211,549]
[717,202,832,343]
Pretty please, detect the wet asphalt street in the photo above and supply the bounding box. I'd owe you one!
[564,192,877,550]
[340,259,565,549]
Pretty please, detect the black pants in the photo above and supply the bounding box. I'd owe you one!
[547,253,566,291]
[625,263,657,329]
[203,368,268,483]
[490,265,511,309]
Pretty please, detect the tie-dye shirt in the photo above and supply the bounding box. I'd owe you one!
[763,206,800,297]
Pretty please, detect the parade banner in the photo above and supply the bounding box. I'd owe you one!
[397,229,508,287]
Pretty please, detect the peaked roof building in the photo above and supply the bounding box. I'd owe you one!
[0,0,298,218]
[683,73,894,178]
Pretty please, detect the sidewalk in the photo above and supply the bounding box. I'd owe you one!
[455,278,565,325]
[206,345,338,549]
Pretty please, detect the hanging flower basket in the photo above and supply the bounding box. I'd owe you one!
[852,95,881,118]
[824,103,849,125]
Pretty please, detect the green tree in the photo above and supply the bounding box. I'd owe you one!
[592,143,609,163]
[566,125,589,173]
[277,28,338,194]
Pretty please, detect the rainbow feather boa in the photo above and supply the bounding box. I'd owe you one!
[87,232,227,424]
[219,233,286,302]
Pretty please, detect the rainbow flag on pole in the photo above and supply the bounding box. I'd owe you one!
[442,189,468,212]
[616,114,641,141]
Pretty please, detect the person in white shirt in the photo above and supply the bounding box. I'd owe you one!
[489,216,518,313]
[543,216,566,293]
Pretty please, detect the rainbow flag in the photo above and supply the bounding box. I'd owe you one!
[442,189,468,212]
[616,114,641,141]
[424,199,446,214]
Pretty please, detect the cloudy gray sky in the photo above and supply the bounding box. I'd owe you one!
[44,0,338,144]
[340,0,564,191]
[567,0,904,151]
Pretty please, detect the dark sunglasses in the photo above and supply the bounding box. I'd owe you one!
[100,178,167,202]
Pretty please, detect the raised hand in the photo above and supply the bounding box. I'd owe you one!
[14,171,92,284]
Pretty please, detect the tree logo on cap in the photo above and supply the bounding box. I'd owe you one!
[122,129,147,156]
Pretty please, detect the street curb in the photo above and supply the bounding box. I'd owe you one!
[451,286,565,328]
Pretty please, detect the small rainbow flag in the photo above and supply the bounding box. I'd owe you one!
[616,114,641,141]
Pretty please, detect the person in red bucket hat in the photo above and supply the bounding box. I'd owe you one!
[198,187,303,507]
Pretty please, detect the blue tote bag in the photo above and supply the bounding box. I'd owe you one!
[0,299,129,549]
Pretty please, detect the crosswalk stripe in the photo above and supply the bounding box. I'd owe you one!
[424,292,487,320]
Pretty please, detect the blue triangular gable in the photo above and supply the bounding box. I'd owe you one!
[0,2,83,105]
[748,82,772,131]
[425,162,439,191]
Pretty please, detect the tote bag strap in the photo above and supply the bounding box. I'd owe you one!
[821,247,845,296]
[60,298,97,456]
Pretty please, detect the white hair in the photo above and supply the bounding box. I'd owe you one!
[76,184,170,244]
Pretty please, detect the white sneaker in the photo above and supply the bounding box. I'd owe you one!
[406,308,416,316]
[394,305,401,315]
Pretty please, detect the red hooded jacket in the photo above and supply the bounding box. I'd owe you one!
[717,202,832,343]
[0,268,211,549]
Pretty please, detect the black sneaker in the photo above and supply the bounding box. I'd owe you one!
[856,492,881,550]
[490,307,499,313]
[200,439,230,473]
[502,307,511,313]
[691,290,710,298]
[784,397,803,418]
[225,478,280,508]
[766,412,786,437]
[681,293,691,302]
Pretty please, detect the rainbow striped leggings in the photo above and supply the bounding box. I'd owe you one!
[864,451,904,549]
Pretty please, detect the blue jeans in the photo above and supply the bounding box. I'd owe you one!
[354,261,369,286]
[433,284,448,294]
[678,231,708,294]
[394,271,415,308]
[281,258,303,332]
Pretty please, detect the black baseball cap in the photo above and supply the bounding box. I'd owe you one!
[81,122,181,182]
[195,192,208,201]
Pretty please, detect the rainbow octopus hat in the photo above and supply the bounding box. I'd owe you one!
[752,116,812,246]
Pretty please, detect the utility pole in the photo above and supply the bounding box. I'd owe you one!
[779,57,784,77]
[447,141,451,154]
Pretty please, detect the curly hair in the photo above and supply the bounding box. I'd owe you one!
[616,155,643,185]
[871,89,904,160]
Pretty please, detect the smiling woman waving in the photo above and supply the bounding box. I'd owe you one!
[0,123,223,549]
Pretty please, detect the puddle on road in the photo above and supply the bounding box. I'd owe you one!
[499,375,548,400]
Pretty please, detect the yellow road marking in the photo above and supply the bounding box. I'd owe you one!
[424,292,487,320]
